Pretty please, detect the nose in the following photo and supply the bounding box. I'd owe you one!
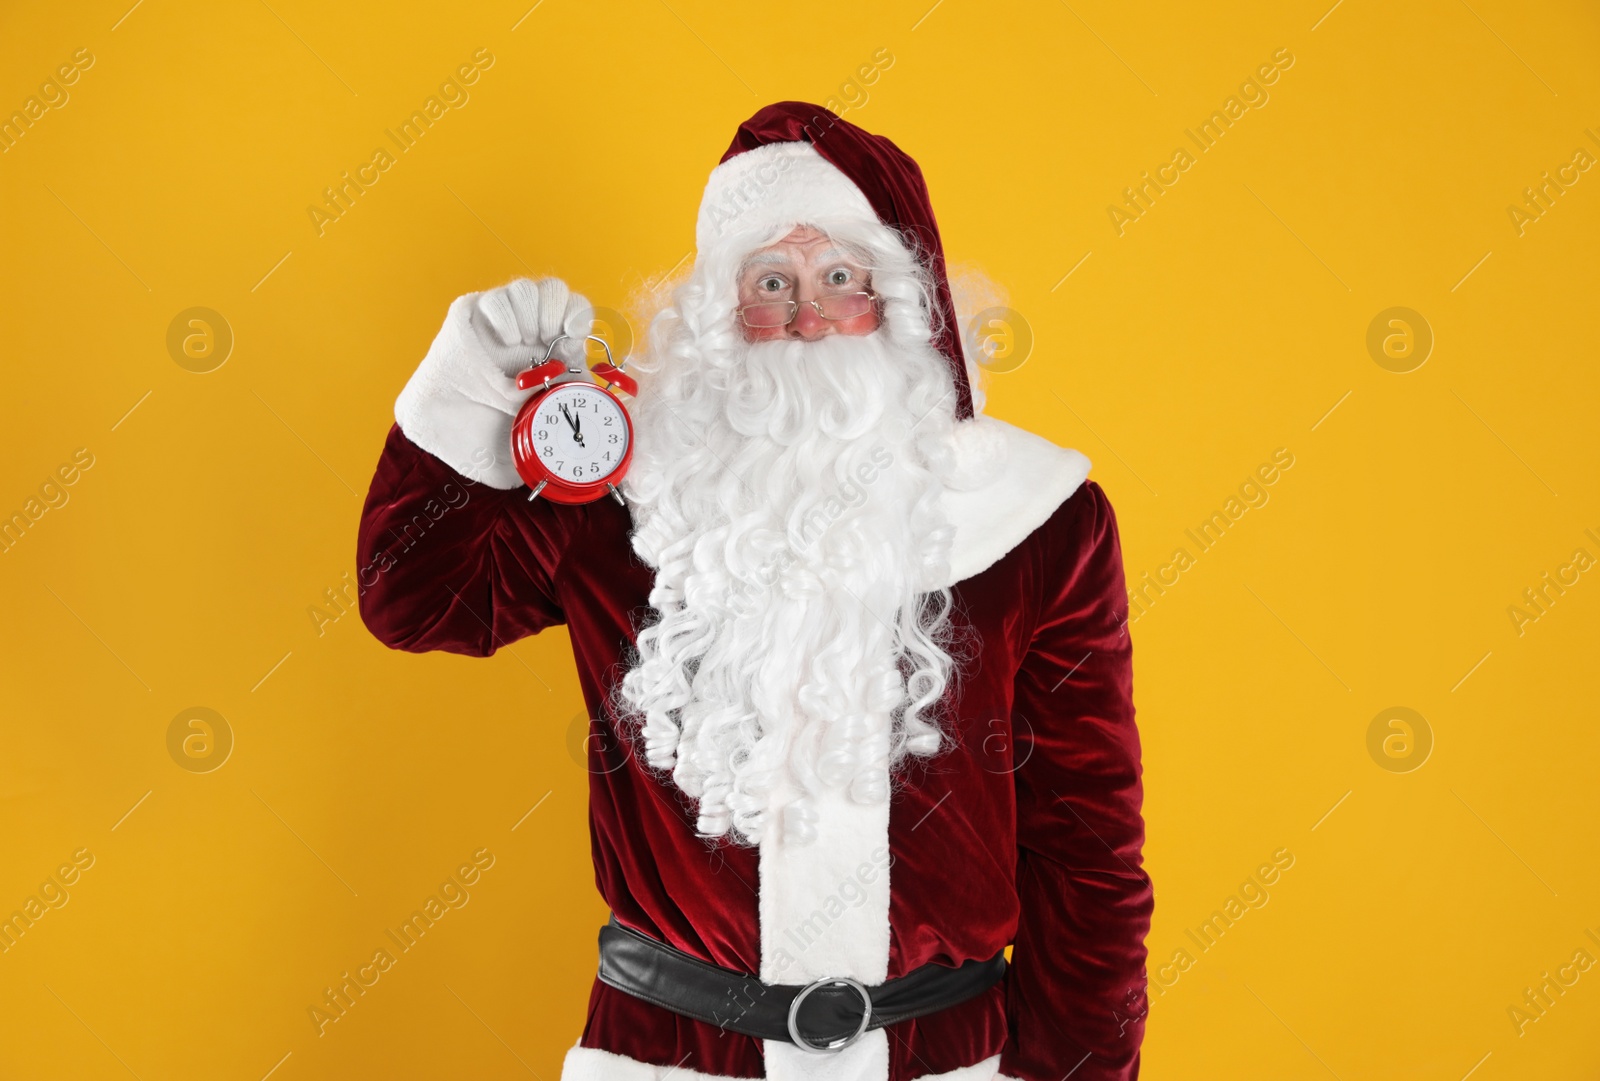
[786,293,831,341]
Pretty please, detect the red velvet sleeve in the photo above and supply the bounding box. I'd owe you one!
[1000,480,1152,1081]
[356,423,571,655]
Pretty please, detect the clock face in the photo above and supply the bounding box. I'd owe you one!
[527,382,630,486]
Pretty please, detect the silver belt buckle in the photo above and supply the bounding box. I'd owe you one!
[786,975,873,1053]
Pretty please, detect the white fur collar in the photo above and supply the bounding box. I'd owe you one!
[936,415,1093,589]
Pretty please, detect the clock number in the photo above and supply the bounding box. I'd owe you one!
[603,416,613,426]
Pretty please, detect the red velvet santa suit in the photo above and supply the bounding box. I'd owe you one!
[358,103,1152,1081]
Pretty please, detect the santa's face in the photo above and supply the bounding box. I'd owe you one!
[735,225,881,342]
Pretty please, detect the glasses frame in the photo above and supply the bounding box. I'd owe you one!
[735,290,879,329]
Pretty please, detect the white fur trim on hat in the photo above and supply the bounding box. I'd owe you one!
[696,141,879,252]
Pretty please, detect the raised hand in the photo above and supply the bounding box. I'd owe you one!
[395,276,594,490]
[469,277,593,376]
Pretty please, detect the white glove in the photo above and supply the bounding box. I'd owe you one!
[395,278,593,489]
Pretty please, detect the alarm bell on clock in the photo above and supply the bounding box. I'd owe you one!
[510,334,637,506]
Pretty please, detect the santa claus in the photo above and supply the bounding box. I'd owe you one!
[358,102,1152,1081]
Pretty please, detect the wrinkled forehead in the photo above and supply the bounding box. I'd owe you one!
[739,245,857,270]
[737,230,870,277]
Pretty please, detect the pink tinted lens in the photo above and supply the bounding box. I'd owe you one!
[743,302,794,327]
[819,293,872,319]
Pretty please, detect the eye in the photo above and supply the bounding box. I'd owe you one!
[825,267,854,287]
[758,275,787,293]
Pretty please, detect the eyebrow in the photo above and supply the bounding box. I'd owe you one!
[741,252,791,269]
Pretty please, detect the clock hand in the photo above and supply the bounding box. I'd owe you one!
[560,403,585,447]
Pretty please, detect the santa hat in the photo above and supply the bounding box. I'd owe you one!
[694,102,975,420]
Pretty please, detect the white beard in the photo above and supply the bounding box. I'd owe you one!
[617,327,960,846]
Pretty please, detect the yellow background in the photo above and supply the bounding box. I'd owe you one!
[2,0,1598,1077]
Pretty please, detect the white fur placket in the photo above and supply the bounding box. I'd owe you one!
[748,415,1090,1081]
[757,773,893,1081]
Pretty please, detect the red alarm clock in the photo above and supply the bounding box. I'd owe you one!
[510,334,637,505]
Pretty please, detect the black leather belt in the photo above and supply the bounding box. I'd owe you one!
[596,915,1007,1053]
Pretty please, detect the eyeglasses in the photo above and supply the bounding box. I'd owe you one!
[736,291,878,329]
